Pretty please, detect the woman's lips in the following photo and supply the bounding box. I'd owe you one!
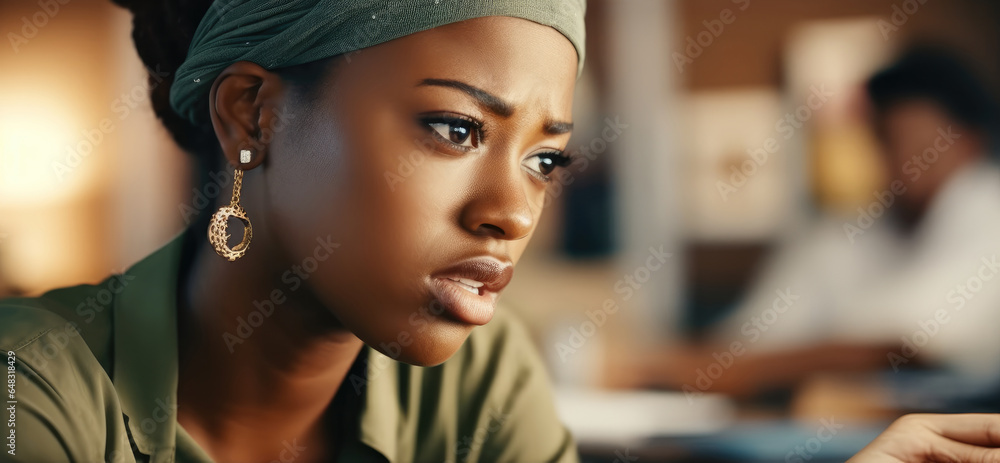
[428,257,513,325]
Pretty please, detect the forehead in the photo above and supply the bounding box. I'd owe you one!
[341,16,577,119]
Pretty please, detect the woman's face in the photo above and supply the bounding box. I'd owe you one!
[264,16,578,366]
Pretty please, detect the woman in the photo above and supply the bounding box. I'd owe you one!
[1,0,999,462]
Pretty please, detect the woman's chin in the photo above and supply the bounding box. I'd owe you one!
[367,323,475,367]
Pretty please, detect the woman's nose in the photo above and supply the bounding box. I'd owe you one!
[459,162,535,241]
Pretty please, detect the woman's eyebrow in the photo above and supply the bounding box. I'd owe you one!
[418,78,513,117]
[417,78,573,135]
[544,120,574,135]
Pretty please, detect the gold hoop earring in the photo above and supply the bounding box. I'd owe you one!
[208,152,253,261]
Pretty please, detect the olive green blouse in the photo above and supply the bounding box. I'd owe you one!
[0,228,578,462]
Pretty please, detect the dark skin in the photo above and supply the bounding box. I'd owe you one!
[175,16,578,463]
[874,100,985,233]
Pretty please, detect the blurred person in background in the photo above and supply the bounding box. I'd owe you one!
[718,46,1000,376]
[616,46,1000,400]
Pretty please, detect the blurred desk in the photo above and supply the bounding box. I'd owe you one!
[556,388,885,462]
[561,370,1000,462]
[577,420,887,463]
[555,388,737,445]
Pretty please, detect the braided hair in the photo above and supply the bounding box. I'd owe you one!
[110,0,217,162]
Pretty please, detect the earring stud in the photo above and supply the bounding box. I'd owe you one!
[240,149,252,164]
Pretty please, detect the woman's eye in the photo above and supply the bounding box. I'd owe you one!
[424,116,481,149]
[523,152,573,178]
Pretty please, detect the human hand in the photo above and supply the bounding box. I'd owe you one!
[848,414,1000,462]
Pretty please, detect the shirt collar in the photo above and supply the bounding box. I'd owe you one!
[111,226,401,462]
[358,348,402,461]
[112,227,185,461]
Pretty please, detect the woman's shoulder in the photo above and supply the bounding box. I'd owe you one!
[0,280,117,374]
[0,282,130,461]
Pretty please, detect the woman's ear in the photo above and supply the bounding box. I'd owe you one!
[208,60,287,170]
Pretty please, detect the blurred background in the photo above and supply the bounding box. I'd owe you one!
[4,0,1000,461]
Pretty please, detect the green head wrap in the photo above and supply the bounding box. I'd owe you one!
[169,0,587,125]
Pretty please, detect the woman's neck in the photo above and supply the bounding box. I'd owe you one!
[174,218,364,462]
